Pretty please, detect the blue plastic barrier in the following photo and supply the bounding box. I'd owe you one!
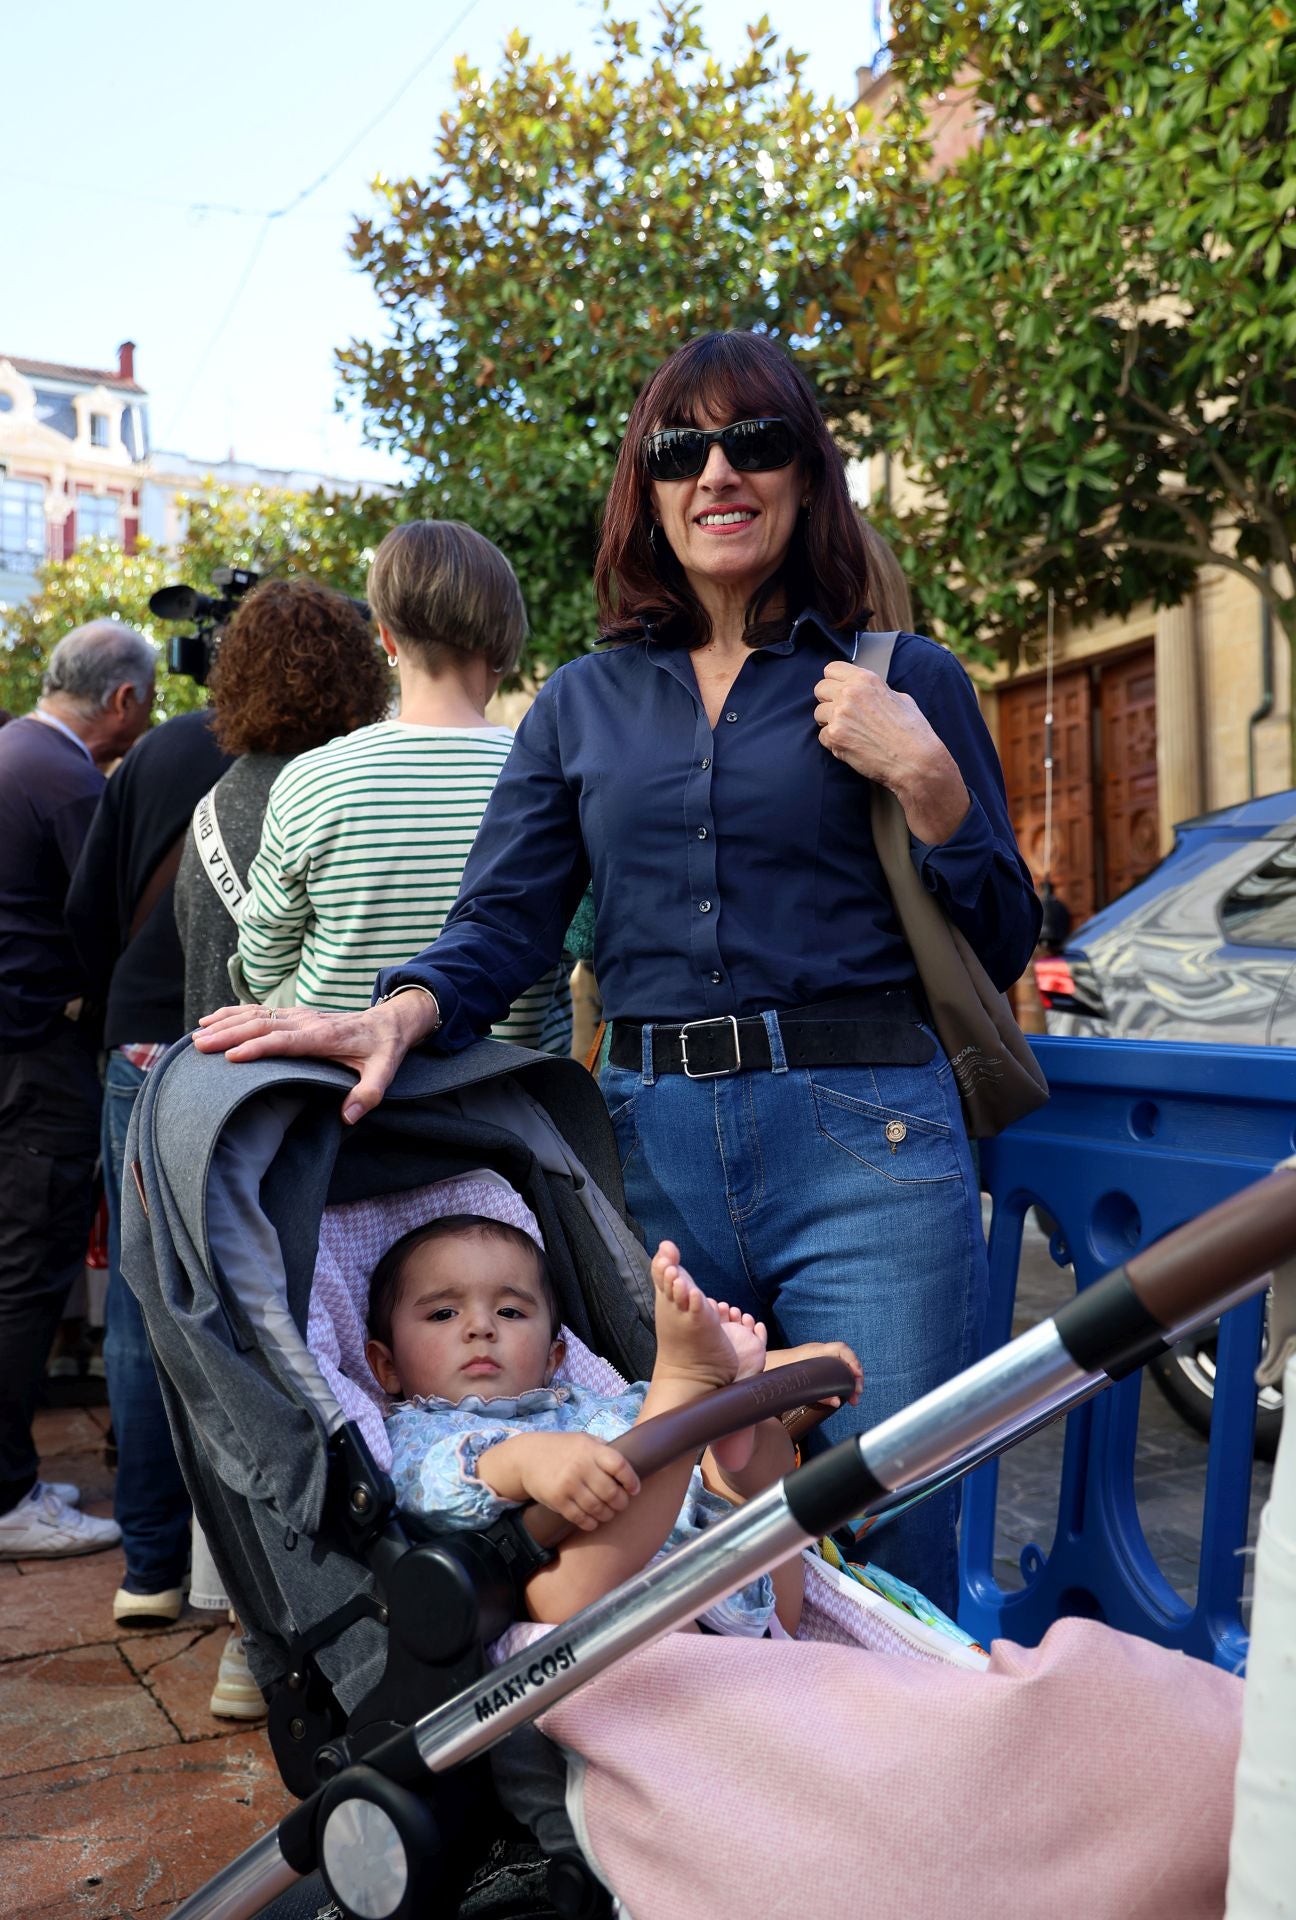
[962,1033,1295,1670]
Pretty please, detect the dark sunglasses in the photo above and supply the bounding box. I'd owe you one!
[640,416,798,482]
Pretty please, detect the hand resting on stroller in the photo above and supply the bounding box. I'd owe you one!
[361,1210,861,1634]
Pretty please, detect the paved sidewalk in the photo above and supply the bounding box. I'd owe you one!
[0,1405,292,1920]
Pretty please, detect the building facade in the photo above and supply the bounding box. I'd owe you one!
[0,341,370,617]
[0,343,147,607]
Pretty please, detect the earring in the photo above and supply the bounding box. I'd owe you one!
[648,522,661,556]
[801,494,813,512]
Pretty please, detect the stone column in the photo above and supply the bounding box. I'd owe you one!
[1154,595,1204,853]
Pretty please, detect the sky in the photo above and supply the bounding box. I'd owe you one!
[1,1,877,488]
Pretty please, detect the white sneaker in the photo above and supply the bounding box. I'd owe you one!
[0,1485,121,1558]
[37,1479,81,1507]
[209,1629,268,1721]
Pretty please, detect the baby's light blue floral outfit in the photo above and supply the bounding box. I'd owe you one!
[385,1380,776,1637]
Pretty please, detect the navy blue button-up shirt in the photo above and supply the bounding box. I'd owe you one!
[376,614,1041,1050]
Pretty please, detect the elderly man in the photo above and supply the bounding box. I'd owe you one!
[0,621,155,1557]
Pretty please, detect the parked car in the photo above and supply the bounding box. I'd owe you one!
[1033,789,1296,1460]
[1034,788,1296,1046]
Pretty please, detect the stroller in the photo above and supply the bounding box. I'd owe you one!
[123,1037,1289,1920]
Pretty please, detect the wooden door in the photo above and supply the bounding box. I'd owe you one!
[998,667,1097,927]
[1098,645,1160,902]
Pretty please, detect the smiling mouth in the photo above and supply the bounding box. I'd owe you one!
[696,509,757,529]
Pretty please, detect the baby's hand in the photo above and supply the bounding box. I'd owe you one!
[521,1433,642,1532]
[765,1340,864,1407]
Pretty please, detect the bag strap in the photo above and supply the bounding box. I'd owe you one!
[127,833,185,944]
[850,629,902,680]
[191,786,249,924]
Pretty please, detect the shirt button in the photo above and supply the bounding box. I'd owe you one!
[700,756,711,769]
[710,971,722,984]
[724,711,738,723]
[696,827,708,839]
[699,900,712,913]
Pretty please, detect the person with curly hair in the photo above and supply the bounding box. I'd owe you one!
[173,576,389,1032]
[170,575,388,1716]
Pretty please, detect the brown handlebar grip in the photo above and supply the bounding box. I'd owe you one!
[1125,1162,1296,1329]
[521,1356,856,1550]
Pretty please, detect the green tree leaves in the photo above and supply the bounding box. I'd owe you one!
[0,485,380,718]
[864,0,1296,694]
[339,0,872,673]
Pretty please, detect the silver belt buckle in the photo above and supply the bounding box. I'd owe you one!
[679,1014,742,1079]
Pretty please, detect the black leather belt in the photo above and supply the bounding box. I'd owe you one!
[608,990,933,1078]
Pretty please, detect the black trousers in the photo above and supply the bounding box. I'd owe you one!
[0,1023,101,1512]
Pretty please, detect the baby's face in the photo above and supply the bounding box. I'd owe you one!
[368,1230,560,1404]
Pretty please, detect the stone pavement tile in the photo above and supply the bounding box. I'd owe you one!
[0,1729,294,1920]
[31,1408,109,1461]
[0,1644,177,1781]
[0,1546,128,1659]
[119,1623,236,1741]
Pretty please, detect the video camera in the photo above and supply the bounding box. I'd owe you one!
[148,566,260,686]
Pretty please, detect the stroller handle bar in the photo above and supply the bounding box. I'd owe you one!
[1125,1155,1296,1327]
[521,1355,858,1548]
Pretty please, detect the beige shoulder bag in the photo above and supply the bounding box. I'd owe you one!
[855,631,1049,1139]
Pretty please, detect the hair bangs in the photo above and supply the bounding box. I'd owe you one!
[641,333,810,438]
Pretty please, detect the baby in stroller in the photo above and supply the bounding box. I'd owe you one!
[363,1200,862,1635]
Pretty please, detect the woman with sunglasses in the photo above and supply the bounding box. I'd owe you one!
[195,332,1039,1612]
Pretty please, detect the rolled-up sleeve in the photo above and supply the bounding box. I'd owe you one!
[374,675,590,1051]
[899,646,1042,991]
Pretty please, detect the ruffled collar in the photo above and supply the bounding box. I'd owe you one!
[396,1384,573,1418]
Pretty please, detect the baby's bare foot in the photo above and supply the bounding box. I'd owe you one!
[706,1301,768,1476]
[712,1301,767,1381]
[650,1243,742,1392]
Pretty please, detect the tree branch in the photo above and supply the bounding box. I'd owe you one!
[1123,536,1281,604]
[1122,389,1295,573]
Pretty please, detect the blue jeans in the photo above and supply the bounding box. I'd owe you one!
[600,1017,987,1617]
[102,1051,191,1593]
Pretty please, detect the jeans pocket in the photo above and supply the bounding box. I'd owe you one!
[916,1020,954,1082]
[599,1066,640,1176]
[809,1065,960,1185]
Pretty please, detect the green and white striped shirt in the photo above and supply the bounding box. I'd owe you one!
[236,721,569,1050]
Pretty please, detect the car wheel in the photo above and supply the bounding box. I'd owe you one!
[1148,1296,1282,1464]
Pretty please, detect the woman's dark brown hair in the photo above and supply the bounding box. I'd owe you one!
[208,576,389,755]
[595,332,871,649]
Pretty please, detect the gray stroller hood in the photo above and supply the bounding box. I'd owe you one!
[122,1036,656,1711]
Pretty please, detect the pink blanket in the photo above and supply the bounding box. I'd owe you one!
[529,1618,1242,1920]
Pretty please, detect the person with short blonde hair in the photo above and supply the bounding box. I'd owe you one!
[366,519,528,680]
[231,522,569,1050]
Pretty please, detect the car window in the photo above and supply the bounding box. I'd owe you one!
[1219,838,1296,947]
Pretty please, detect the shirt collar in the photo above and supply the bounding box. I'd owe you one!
[636,607,860,661]
[30,708,96,763]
